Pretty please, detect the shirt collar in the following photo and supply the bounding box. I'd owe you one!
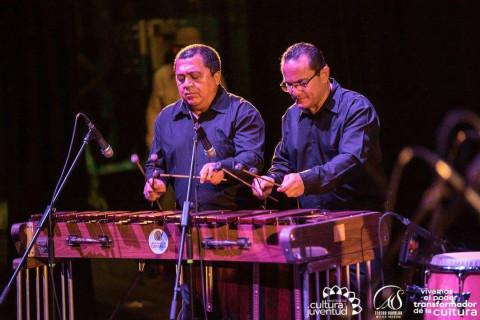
[172,86,227,120]
[298,78,340,121]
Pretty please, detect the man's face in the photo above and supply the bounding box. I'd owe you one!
[281,55,330,114]
[175,54,220,114]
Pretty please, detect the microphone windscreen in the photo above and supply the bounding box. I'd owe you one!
[249,167,259,175]
[150,153,158,161]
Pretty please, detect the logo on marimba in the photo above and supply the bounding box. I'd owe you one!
[148,229,168,254]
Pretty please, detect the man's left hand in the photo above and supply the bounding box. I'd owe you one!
[277,173,305,198]
[199,162,225,185]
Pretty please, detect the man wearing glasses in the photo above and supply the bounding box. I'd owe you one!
[252,42,386,309]
[252,42,386,212]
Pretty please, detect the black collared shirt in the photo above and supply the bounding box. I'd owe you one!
[146,86,265,211]
[268,78,386,211]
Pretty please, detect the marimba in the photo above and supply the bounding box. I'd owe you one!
[12,209,388,319]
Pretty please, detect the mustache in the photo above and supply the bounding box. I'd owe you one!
[291,94,303,101]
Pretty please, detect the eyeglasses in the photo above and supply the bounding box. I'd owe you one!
[280,67,323,92]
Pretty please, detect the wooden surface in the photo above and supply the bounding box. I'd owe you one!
[12,210,386,265]
[12,209,388,320]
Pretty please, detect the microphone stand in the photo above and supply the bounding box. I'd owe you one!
[169,128,198,320]
[0,129,94,305]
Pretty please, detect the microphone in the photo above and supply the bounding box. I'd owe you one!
[77,113,114,158]
[389,212,431,239]
[196,125,216,159]
[388,211,440,266]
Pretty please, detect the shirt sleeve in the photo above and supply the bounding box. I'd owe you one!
[299,101,380,194]
[217,102,265,174]
[145,113,168,186]
[267,113,294,184]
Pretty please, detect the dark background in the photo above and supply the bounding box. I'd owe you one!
[1,0,480,318]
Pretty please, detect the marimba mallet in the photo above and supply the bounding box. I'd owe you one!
[154,172,227,182]
[215,163,278,202]
[150,153,158,190]
[131,153,162,210]
[131,153,146,176]
[233,163,281,187]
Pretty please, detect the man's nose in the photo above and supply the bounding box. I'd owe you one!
[289,87,302,98]
[183,77,194,87]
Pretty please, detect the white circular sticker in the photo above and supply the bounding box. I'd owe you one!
[148,229,168,254]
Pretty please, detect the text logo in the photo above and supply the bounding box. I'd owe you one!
[148,229,168,254]
[374,285,404,319]
[308,285,362,316]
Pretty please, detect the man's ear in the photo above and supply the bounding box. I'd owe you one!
[321,65,330,82]
[213,71,221,85]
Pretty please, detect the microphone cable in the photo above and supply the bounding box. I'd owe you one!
[192,131,209,320]
[51,113,81,200]
[44,113,82,320]
[377,212,401,288]
[194,128,209,320]
[189,111,209,319]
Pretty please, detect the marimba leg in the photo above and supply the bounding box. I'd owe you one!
[60,263,66,320]
[204,262,214,312]
[302,271,309,320]
[356,263,361,320]
[36,267,40,320]
[252,263,260,320]
[42,265,48,320]
[16,266,22,320]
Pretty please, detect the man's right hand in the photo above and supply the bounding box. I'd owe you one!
[143,178,166,201]
[251,176,275,200]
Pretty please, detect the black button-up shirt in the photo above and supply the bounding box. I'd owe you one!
[146,86,265,211]
[268,78,386,211]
